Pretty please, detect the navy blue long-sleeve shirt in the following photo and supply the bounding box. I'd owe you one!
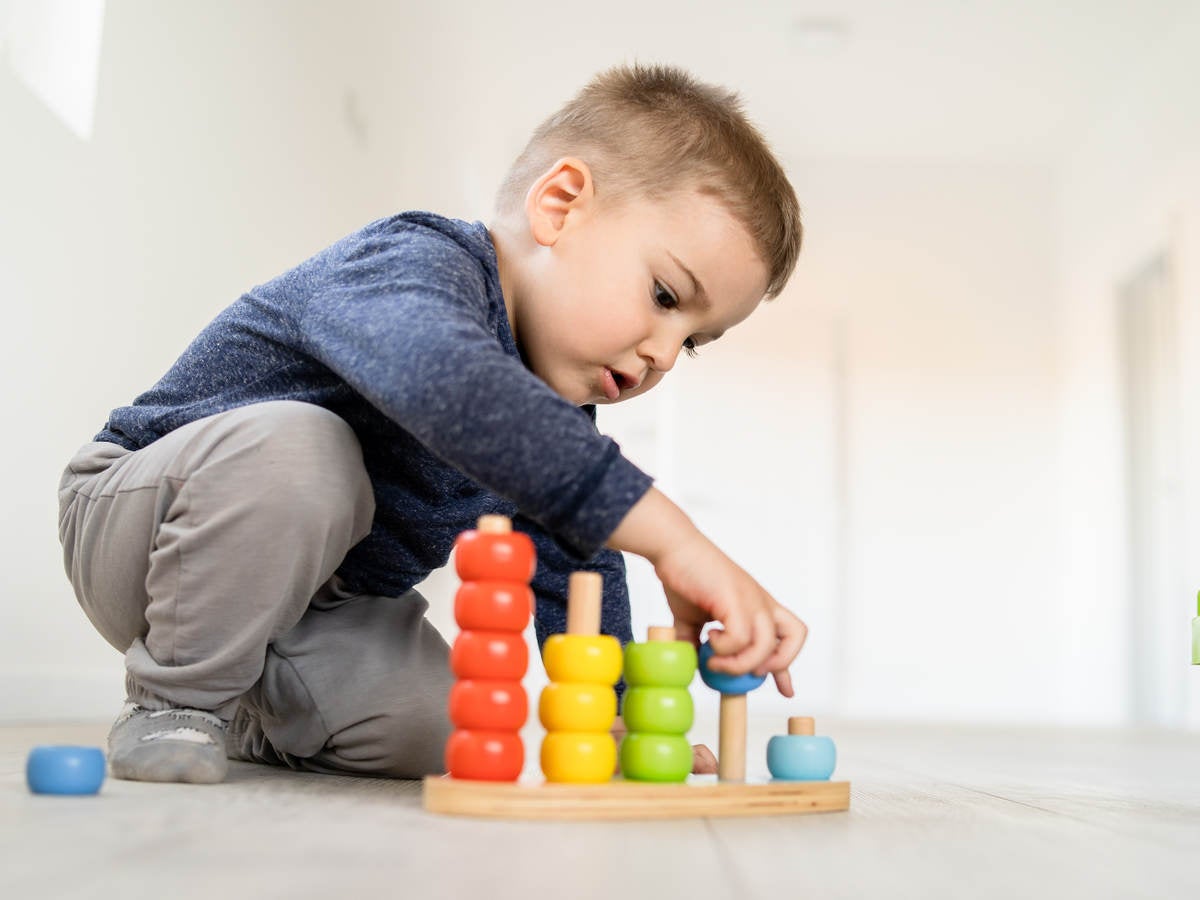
[96,211,654,647]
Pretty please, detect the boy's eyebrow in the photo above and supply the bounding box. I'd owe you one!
[667,251,709,310]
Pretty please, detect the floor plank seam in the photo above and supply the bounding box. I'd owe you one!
[702,816,755,896]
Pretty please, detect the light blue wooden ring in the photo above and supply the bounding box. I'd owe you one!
[766,734,836,781]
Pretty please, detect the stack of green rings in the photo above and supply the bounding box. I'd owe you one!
[619,628,697,782]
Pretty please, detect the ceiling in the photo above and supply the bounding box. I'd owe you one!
[739,0,1191,165]
[8,0,1185,167]
[418,0,1192,167]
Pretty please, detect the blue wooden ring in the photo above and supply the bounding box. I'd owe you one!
[766,734,836,781]
[26,746,106,795]
[697,641,767,694]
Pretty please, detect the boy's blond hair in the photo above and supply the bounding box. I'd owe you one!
[496,63,802,299]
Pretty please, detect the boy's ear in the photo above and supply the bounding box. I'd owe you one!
[524,157,594,247]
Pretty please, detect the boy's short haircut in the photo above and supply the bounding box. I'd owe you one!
[495,63,803,299]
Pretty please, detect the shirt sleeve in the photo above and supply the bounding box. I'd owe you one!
[296,225,653,559]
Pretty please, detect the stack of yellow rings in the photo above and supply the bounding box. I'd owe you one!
[538,572,622,783]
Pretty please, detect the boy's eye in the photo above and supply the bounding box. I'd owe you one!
[652,281,699,358]
[653,281,679,310]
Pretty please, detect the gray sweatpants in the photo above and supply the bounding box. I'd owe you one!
[57,401,453,778]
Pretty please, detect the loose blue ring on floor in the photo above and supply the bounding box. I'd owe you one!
[26,745,106,795]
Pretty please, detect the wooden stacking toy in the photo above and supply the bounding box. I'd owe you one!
[423,526,851,819]
[766,716,837,781]
[444,515,535,781]
[621,626,697,782]
[697,640,766,782]
[539,572,622,783]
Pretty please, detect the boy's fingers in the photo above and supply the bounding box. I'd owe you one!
[772,668,794,698]
[705,609,773,674]
[704,616,748,657]
[691,743,718,775]
[752,609,809,677]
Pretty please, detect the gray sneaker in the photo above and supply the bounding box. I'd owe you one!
[108,702,229,784]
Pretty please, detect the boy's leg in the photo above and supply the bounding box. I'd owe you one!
[58,401,375,781]
[228,580,454,779]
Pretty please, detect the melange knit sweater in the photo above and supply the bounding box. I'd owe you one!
[96,211,654,648]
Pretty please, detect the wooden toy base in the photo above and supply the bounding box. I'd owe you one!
[423,775,850,820]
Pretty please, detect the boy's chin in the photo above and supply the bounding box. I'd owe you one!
[540,369,632,406]
[548,376,610,407]
[572,392,619,407]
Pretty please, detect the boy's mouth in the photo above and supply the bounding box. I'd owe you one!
[601,367,642,401]
[601,367,621,401]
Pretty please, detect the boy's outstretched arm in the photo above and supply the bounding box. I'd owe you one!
[606,486,807,697]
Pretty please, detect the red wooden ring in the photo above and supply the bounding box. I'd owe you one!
[454,581,533,632]
[451,631,529,681]
[448,679,528,731]
[445,729,524,782]
[454,530,536,583]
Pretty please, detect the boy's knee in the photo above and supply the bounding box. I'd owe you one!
[231,401,375,534]
[246,402,362,473]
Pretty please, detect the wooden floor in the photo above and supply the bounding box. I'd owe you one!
[4,717,1199,899]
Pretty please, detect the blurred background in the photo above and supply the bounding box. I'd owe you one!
[3,0,1199,731]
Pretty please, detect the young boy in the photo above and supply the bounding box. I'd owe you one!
[57,63,807,784]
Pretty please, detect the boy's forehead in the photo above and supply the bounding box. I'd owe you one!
[672,194,754,250]
[605,190,766,303]
[659,199,763,278]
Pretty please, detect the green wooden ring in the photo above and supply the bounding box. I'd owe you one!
[623,641,697,687]
[622,686,694,734]
[619,733,692,783]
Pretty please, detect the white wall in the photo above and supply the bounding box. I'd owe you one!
[1057,2,1200,728]
[0,1,424,719]
[815,160,1063,723]
[0,2,1181,731]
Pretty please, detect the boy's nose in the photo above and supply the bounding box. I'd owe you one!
[639,332,682,374]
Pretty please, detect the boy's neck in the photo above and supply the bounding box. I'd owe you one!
[487,221,522,349]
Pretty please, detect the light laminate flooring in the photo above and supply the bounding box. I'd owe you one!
[3,718,1199,900]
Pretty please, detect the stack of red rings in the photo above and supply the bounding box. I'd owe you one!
[444,516,536,781]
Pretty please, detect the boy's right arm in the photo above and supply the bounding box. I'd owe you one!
[605,487,807,697]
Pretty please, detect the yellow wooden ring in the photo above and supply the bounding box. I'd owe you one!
[542,634,622,685]
[540,731,616,784]
[538,682,616,733]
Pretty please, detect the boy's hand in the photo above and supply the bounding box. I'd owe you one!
[691,742,718,775]
[656,530,806,696]
[608,488,808,696]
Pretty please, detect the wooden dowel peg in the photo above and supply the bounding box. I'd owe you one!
[566,572,602,636]
[718,693,747,782]
[646,626,676,642]
[476,515,511,534]
[788,717,815,736]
